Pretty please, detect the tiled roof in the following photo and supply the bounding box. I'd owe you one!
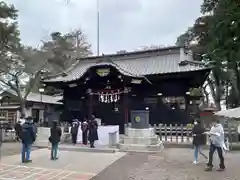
[1,90,62,105]
[0,106,20,109]
[44,47,210,83]
[26,93,62,105]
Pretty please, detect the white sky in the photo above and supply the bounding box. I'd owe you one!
[6,0,202,55]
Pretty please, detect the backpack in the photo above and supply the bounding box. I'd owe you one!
[20,123,35,143]
[20,125,28,142]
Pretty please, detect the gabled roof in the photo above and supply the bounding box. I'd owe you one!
[0,90,62,105]
[44,46,210,83]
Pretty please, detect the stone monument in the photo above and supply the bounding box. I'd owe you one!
[119,110,164,151]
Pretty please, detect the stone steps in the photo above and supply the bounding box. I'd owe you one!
[119,128,164,152]
[126,128,155,137]
[118,142,164,152]
[122,135,159,145]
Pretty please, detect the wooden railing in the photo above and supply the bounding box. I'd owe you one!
[151,124,238,144]
[126,123,239,147]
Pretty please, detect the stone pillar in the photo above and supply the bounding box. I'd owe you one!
[123,87,129,127]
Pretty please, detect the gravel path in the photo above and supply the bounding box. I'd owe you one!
[91,148,240,180]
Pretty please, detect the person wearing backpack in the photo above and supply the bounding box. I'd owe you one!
[49,121,62,160]
[20,116,36,163]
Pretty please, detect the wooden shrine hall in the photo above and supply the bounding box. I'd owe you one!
[44,46,211,134]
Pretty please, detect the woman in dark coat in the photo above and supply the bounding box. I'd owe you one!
[88,118,98,148]
[71,122,79,145]
[49,121,62,160]
[81,118,88,145]
[192,120,208,164]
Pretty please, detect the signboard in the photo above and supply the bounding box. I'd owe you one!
[135,116,141,123]
[96,68,110,77]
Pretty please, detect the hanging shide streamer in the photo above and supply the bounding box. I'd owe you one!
[94,89,122,103]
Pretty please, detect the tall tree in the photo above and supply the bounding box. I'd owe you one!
[42,29,92,73]
[0,1,20,73]
[176,15,225,110]
[0,46,49,115]
[0,2,49,115]
[175,0,240,110]
[203,0,240,108]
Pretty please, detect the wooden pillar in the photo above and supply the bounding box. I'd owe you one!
[185,95,190,111]
[185,95,192,124]
[87,89,93,120]
[123,87,129,126]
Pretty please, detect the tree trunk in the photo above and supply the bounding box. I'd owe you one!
[225,82,229,109]
[233,63,240,105]
[20,100,26,117]
[203,86,209,105]
[207,75,221,110]
[214,86,221,111]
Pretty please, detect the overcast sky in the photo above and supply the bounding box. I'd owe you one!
[6,0,202,55]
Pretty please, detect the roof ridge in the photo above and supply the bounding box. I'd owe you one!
[76,45,182,61]
[44,48,211,83]
[44,46,182,80]
[179,60,206,66]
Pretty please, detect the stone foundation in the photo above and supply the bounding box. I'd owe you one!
[119,128,164,152]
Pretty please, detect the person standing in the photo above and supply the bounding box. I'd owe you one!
[205,119,225,171]
[192,120,208,164]
[88,116,98,148]
[14,120,22,141]
[71,122,78,145]
[81,118,88,145]
[49,121,62,160]
[20,116,36,163]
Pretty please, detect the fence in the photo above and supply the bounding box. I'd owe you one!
[145,124,239,148]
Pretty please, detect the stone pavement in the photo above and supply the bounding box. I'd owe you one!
[0,142,39,157]
[93,148,240,180]
[1,146,240,180]
[0,148,126,180]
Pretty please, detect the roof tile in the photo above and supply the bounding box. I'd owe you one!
[45,50,208,83]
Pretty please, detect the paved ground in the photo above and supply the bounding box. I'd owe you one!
[1,144,240,180]
[0,148,126,180]
[0,142,39,157]
[92,148,240,180]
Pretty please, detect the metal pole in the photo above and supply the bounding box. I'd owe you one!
[97,0,100,56]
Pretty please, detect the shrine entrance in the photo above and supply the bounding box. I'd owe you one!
[82,66,135,134]
[44,46,211,135]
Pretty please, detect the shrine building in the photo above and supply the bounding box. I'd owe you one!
[44,46,211,134]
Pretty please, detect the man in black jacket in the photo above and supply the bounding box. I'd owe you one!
[20,117,36,163]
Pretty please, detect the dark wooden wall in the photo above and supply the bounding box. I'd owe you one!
[62,78,195,134]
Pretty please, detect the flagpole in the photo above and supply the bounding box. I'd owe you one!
[97,0,100,56]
